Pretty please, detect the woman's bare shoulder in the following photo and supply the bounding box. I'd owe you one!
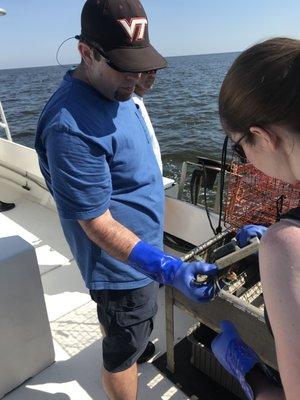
[261,219,300,250]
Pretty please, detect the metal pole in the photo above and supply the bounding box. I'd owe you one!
[0,102,13,141]
[181,228,233,262]
[177,161,187,200]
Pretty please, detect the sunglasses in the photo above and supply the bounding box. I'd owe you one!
[89,44,156,74]
[229,131,250,161]
[105,59,131,73]
[104,59,155,75]
[78,37,157,75]
[86,42,133,73]
[106,63,157,75]
[144,70,157,75]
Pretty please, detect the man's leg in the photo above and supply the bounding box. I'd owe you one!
[90,282,158,400]
[98,321,138,400]
[102,363,137,400]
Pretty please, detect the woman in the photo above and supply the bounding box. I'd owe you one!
[211,37,300,400]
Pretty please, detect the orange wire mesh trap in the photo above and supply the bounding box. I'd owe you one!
[224,163,300,228]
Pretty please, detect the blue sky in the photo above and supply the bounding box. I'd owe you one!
[1,0,300,69]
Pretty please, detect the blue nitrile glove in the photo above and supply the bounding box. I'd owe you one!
[211,320,260,400]
[128,241,218,303]
[236,224,267,248]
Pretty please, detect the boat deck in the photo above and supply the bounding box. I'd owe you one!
[0,179,196,400]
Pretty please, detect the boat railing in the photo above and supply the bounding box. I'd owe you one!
[177,157,230,213]
[0,101,13,142]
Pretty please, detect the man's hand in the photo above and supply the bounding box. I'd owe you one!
[211,320,260,400]
[172,259,218,303]
[236,224,267,248]
[128,241,218,303]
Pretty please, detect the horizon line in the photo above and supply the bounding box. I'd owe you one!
[0,50,240,72]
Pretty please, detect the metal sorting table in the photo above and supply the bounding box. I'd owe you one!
[165,235,278,373]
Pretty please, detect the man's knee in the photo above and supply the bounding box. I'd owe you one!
[91,282,158,372]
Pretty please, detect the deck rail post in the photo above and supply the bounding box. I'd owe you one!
[0,101,13,142]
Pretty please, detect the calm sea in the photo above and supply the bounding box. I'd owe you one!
[0,53,238,180]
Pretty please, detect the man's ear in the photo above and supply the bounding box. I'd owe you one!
[78,42,94,67]
[249,126,279,151]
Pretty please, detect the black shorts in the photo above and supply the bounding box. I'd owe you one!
[90,281,158,373]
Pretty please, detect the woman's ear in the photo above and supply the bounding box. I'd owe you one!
[249,126,279,151]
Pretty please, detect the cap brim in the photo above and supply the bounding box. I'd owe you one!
[105,44,167,73]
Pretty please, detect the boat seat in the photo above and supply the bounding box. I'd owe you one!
[0,236,54,398]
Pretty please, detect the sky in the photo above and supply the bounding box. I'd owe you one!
[1,0,300,69]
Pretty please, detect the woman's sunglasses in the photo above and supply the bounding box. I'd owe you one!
[230,131,250,161]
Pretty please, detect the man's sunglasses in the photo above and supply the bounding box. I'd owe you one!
[88,44,157,74]
[77,37,158,75]
[80,39,133,73]
[95,53,157,75]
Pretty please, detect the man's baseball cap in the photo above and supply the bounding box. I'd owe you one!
[77,0,167,73]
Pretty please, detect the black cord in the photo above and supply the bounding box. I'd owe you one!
[203,137,228,236]
[56,36,77,67]
[203,161,217,235]
[190,169,202,205]
[216,136,228,234]
[276,195,285,222]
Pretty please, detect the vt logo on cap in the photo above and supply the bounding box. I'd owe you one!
[117,17,148,42]
[79,0,167,73]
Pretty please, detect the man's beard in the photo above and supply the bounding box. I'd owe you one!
[114,88,133,102]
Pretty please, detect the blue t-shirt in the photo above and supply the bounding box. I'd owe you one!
[35,71,164,290]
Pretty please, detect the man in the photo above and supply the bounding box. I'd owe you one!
[132,71,163,173]
[35,1,217,399]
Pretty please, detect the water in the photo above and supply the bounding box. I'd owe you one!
[0,53,238,180]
